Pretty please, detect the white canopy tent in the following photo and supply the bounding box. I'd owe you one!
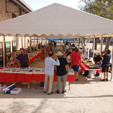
[0,3,113,37]
[0,3,113,77]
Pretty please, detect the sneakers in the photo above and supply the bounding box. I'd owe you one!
[56,90,66,94]
[101,79,106,81]
[62,90,66,94]
[47,92,53,95]
[56,90,60,94]
[75,79,79,81]
[43,91,46,93]
[101,79,108,82]
[43,91,54,95]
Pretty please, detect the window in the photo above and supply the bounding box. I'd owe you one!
[12,13,17,18]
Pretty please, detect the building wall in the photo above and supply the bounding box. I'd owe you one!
[0,0,27,22]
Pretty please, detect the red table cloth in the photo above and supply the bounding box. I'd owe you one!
[0,72,75,83]
[80,62,89,72]
[29,52,42,63]
[80,61,101,74]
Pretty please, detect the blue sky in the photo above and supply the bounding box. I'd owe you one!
[24,0,84,11]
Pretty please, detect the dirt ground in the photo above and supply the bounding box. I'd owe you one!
[0,75,113,113]
[0,43,113,113]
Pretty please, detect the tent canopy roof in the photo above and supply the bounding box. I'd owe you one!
[0,3,113,38]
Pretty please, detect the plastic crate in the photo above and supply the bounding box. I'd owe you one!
[11,88,21,95]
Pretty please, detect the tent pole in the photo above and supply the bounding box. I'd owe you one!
[36,37,38,50]
[100,35,103,53]
[10,36,13,53]
[35,37,36,48]
[22,36,25,48]
[21,36,23,48]
[16,35,18,51]
[93,37,95,57]
[33,37,34,47]
[46,38,48,46]
[30,36,32,52]
[2,35,6,67]
[82,37,84,54]
[10,40,13,53]
[23,36,26,49]
[74,38,76,46]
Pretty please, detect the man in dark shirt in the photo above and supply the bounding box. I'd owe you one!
[94,53,102,68]
[56,51,69,94]
[101,50,111,81]
[16,49,29,68]
[93,53,102,76]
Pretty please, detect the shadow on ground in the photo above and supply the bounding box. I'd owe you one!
[0,74,110,99]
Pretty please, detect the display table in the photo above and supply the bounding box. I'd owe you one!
[4,52,42,68]
[0,69,75,87]
[80,61,100,71]
[29,52,42,63]
[80,61,101,77]
[80,62,89,72]
[0,69,75,90]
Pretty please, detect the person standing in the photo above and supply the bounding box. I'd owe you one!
[16,49,29,68]
[41,46,46,60]
[62,43,66,52]
[62,51,67,60]
[93,53,102,76]
[101,50,111,81]
[44,53,60,95]
[66,42,69,53]
[56,51,69,94]
[54,41,57,47]
[67,52,72,68]
[71,48,81,81]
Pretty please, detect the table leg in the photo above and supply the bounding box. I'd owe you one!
[28,83,30,88]
[69,82,70,90]
[36,81,38,89]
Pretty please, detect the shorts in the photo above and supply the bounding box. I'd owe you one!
[101,64,110,72]
[72,65,79,72]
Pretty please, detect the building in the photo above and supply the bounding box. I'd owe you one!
[0,0,33,52]
[0,0,32,22]
[0,0,33,63]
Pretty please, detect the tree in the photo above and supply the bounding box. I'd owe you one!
[80,0,113,20]
[104,37,111,50]
[79,0,113,50]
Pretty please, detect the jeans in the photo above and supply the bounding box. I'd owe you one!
[57,74,67,91]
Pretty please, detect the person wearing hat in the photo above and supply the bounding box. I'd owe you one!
[44,52,60,95]
[56,51,69,94]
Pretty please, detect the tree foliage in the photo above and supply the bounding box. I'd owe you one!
[80,0,113,19]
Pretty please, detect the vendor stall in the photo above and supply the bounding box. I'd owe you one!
[80,58,101,78]
[0,3,113,79]
[0,68,75,89]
